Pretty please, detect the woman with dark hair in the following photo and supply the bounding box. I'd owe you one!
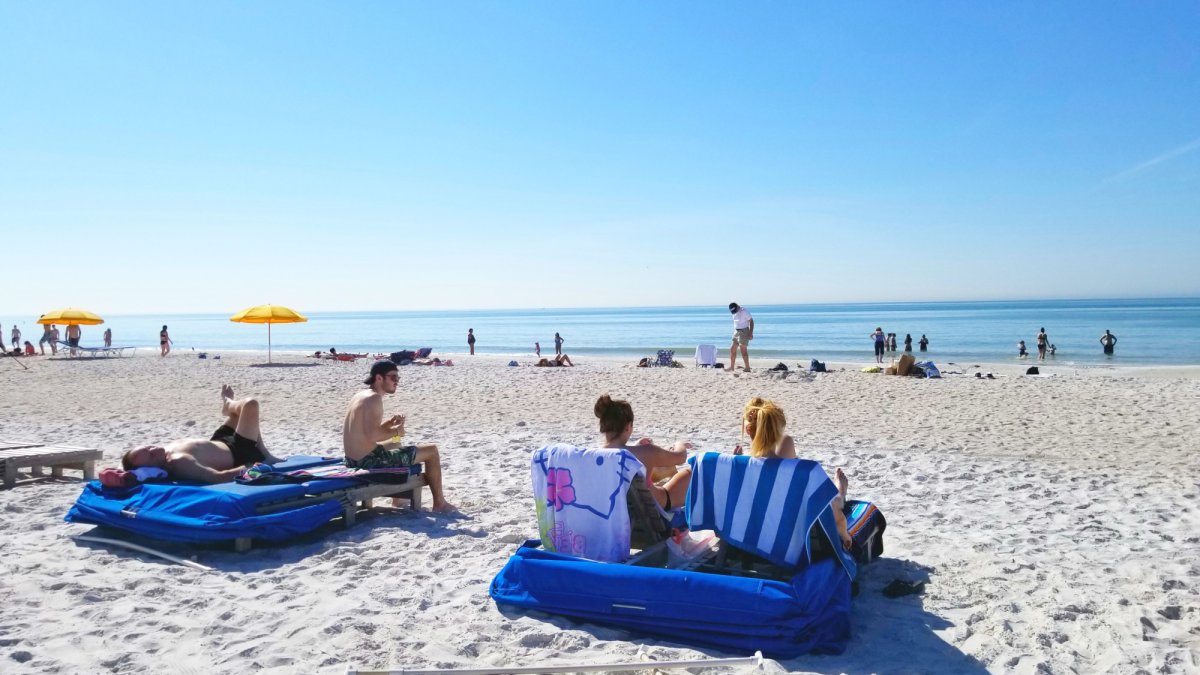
[160,325,173,357]
[594,394,692,511]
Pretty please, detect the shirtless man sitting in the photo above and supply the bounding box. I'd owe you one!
[122,385,283,483]
[343,360,456,513]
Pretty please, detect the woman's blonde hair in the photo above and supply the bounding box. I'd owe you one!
[743,397,786,458]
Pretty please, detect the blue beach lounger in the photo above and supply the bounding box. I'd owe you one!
[490,449,885,658]
[65,455,426,551]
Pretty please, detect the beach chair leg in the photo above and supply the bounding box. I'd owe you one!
[52,466,63,478]
[234,537,252,553]
[343,502,357,527]
[31,464,43,477]
[83,460,96,481]
[411,485,423,512]
[2,461,15,489]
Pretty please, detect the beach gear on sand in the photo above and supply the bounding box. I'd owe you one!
[66,455,427,551]
[491,449,886,657]
[694,344,717,367]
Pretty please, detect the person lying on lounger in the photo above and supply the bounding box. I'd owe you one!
[343,360,457,513]
[535,354,574,367]
[121,386,284,483]
[594,394,692,511]
[736,397,853,550]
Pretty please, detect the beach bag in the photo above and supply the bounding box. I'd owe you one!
[809,359,827,373]
[390,350,415,363]
[1026,366,1040,375]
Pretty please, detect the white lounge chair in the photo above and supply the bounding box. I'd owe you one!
[694,344,717,367]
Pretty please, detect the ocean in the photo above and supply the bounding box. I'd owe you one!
[61,298,1200,366]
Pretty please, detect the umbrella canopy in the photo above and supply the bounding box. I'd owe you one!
[229,304,308,363]
[38,308,104,325]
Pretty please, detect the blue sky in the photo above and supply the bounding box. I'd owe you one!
[1,2,1197,317]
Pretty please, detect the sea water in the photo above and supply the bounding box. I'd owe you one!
[89,298,1200,366]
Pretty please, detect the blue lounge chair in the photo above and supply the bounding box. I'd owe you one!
[65,455,426,551]
[491,449,885,657]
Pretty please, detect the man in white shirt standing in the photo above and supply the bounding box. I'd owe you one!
[728,302,754,372]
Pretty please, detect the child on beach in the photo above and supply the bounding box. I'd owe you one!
[1018,340,1028,358]
[735,397,852,550]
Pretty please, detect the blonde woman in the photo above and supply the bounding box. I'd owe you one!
[737,397,852,549]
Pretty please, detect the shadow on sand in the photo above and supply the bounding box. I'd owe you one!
[70,506,481,574]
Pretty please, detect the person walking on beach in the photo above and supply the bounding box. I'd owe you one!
[1099,330,1118,355]
[919,334,929,352]
[38,323,55,355]
[534,341,541,357]
[160,325,172,357]
[343,360,456,513]
[554,332,564,356]
[11,325,21,353]
[871,327,886,363]
[104,327,112,348]
[121,385,284,483]
[467,328,476,355]
[1036,327,1049,361]
[1018,340,1028,358]
[728,302,754,372]
[903,334,913,352]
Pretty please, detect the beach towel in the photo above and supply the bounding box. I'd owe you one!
[685,452,855,578]
[694,344,717,367]
[530,444,646,563]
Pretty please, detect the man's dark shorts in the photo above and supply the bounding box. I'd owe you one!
[210,424,266,467]
[68,337,80,347]
[345,445,418,469]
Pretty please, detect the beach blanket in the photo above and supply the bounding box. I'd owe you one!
[685,452,855,578]
[530,444,646,563]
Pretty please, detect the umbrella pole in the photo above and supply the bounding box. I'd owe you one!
[268,323,272,364]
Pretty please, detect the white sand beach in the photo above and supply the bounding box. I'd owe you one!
[1,351,1198,674]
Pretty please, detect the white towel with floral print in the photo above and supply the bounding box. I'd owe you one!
[530,444,646,563]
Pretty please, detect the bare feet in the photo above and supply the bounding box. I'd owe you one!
[835,467,849,501]
[431,500,458,514]
[221,384,234,416]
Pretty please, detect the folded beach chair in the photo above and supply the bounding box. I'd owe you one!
[491,448,882,657]
[65,455,427,551]
[655,349,675,367]
[694,344,717,367]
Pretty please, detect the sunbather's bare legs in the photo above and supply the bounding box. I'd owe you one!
[411,444,456,512]
[833,468,852,550]
[220,385,283,464]
[649,465,692,511]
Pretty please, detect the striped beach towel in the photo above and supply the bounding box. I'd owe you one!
[685,452,855,577]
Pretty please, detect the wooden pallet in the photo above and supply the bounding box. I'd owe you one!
[0,443,103,489]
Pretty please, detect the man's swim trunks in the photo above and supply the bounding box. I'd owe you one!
[210,424,266,467]
[345,445,418,469]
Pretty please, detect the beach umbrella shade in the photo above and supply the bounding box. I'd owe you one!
[37,308,105,326]
[229,304,308,363]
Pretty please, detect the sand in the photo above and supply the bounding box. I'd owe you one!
[1,350,1198,674]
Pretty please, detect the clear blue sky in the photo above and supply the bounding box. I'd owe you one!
[1,2,1197,316]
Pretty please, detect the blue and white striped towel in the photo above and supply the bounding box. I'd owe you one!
[685,451,854,576]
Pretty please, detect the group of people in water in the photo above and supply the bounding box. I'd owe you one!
[118,361,855,548]
[869,328,928,363]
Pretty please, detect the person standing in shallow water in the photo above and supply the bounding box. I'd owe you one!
[554,332,564,356]
[467,328,475,355]
[919,334,929,352]
[903,334,913,352]
[1036,327,1049,361]
[1099,330,1117,355]
[871,327,886,364]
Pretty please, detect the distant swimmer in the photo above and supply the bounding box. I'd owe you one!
[1050,343,1057,356]
[1018,340,1028,358]
[919,334,929,352]
[1099,330,1117,355]
[903,333,913,352]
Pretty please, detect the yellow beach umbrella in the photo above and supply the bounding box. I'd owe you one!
[230,304,308,363]
[37,308,105,326]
